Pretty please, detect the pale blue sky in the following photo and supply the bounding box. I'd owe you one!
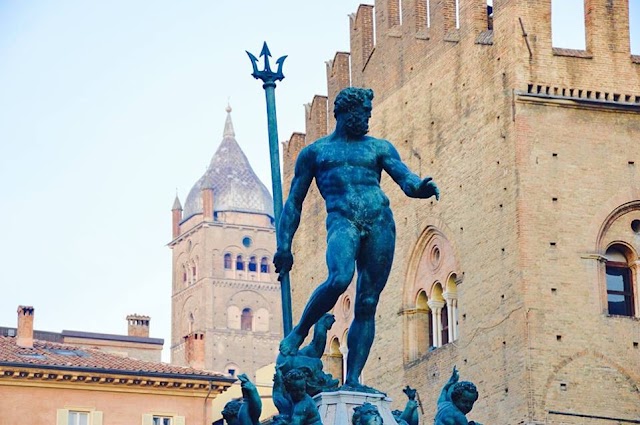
[0,2,637,362]
[552,0,640,51]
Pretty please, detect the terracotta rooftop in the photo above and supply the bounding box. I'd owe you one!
[0,336,231,381]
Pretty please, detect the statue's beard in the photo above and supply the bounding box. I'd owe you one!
[344,114,369,137]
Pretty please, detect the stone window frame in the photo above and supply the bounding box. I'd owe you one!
[248,256,258,273]
[56,409,103,425]
[260,256,271,273]
[241,307,254,331]
[236,255,245,271]
[223,253,232,270]
[594,201,640,319]
[604,243,637,317]
[402,225,461,363]
[141,414,185,425]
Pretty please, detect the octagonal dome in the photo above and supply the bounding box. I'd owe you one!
[182,107,274,222]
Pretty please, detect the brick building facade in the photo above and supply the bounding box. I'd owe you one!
[284,1,640,423]
[0,306,232,425]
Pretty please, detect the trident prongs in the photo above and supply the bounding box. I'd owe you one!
[246,42,287,84]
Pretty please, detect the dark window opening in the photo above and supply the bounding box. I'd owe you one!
[260,257,270,273]
[441,304,449,345]
[224,254,232,270]
[606,265,634,316]
[605,246,635,317]
[236,255,244,271]
[241,308,253,331]
[249,256,257,272]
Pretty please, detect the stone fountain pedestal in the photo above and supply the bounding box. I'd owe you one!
[313,390,399,425]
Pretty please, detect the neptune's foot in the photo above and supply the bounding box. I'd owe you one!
[340,381,387,396]
[279,330,304,356]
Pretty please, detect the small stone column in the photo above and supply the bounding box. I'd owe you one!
[451,298,459,340]
[428,300,445,347]
[443,292,456,342]
[340,345,349,384]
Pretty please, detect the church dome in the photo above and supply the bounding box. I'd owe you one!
[182,107,274,222]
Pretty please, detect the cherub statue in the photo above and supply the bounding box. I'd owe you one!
[352,403,383,425]
[276,313,339,397]
[392,386,420,425]
[281,368,323,425]
[221,374,262,425]
[434,367,482,425]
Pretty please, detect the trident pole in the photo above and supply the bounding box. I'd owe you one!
[246,42,292,336]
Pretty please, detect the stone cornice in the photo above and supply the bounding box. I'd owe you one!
[0,365,232,397]
[207,329,281,340]
[168,221,274,247]
[212,279,280,292]
[516,90,640,114]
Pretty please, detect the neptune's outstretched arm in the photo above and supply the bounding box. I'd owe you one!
[380,140,440,200]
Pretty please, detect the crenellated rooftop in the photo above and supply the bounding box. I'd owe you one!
[283,0,640,167]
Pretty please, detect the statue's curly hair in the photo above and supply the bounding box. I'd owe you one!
[451,381,478,402]
[334,87,374,117]
[352,402,380,425]
[283,368,307,389]
[221,399,242,420]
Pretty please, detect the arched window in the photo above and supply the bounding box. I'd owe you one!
[225,363,240,377]
[327,337,344,385]
[605,245,635,317]
[241,308,253,331]
[248,256,257,272]
[260,257,270,273]
[224,253,232,269]
[182,265,187,284]
[403,227,460,360]
[410,290,433,361]
[236,255,244,271]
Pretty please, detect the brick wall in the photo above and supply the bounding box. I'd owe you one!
[284,0,640,423]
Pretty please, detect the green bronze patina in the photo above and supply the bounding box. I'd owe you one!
[392,386,420,425]
[352,403,384,425]
[434,367,483,425]
[273,315,338,424]
[274,87,440,394]
[221,374,262,425]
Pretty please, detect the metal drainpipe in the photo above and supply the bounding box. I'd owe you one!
[203,380,214,425]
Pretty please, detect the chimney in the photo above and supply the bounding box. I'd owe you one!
[16,305,34,348]
[201,187,214,222]
[127,314,150,338]
[172,195,183,239]
[184,332,205,369]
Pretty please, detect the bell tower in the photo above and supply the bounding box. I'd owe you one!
[169,106,282,380]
